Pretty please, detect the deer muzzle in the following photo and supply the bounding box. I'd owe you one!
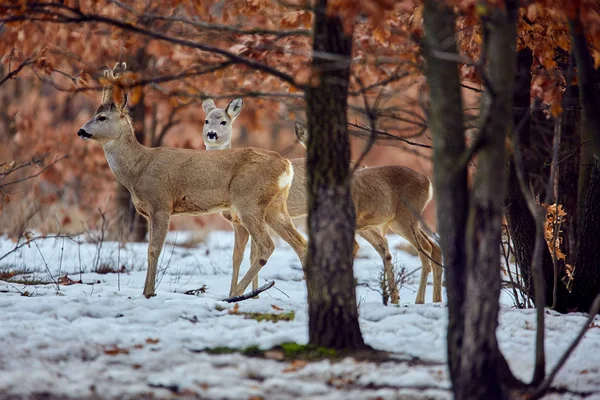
[206,132,218,141]
[78,128,92,140]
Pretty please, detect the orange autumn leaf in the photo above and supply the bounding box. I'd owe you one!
[104,346,130,356]
[130,85,142,106]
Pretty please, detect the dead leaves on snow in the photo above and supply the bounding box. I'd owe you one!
[102,338,160,357]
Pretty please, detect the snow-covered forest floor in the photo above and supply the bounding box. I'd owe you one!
[1,231,599,399]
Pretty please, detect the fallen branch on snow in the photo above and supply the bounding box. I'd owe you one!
[223,281,275,303]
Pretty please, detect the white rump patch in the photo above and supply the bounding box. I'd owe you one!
[278,161,294,189]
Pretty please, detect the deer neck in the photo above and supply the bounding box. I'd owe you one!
[102,126,150,189]
[205,142,231,151]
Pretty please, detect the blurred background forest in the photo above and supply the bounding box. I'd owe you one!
[0,0,445,241]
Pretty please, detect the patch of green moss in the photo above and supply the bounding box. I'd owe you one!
[202,342,386,363]
[203,342,346,362]
[205,346,236,355]
[279,342,337,359]
[242,311,295,322]
[241,345,262,357]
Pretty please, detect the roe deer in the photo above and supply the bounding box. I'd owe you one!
[202,98,443,303]
[294,122,443,303]
[77,63,306,298]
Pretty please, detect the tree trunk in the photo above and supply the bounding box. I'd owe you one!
[557,81,580,269]
[117,49,148,242]
[529,97,553,199]
[569,12,600,313]
[422,0,468,393]
[570,18,600,160]
[461,3,518,398]
[304,0,365,349]
[572,159,600,312]
[504,48,571,312]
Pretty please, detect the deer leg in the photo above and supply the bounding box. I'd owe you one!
[353,239,360,259]
[249,239,260,291]
[413,230,437,303]
[143,211,170,298]
[265,202,307,271]
[230,222,250,296]
[248,239,260,297]
[391,220,432,304]
[358,229,398,304]
[422,232,443,303]
[231,213,274,297]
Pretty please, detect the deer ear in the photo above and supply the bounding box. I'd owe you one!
[202,98,216,114]
[294,121,308,144]
[226,97,243,120]
[119,92,128,110]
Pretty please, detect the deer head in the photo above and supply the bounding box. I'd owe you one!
[202,97,243,150]
[293,121,308,149]
[78,62,131,145]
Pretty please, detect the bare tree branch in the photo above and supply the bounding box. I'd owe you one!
[530,294,600,399]
[223,281,275,303]
[0,2,300,87]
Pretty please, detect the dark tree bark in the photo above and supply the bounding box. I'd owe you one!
[461,2,518,398]
[570,17,600,160]
[569,13,600,313]
[572,160,600,312]
[422,0,468,394]
[558,83,581,263]
[304,0,365,349]
[117,48,148,242]
[504,49,570,312]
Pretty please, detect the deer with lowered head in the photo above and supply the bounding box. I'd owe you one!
[77,63,306,298]
[202,98,443,304]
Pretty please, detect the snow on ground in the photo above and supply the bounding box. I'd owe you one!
[0,231,599,399]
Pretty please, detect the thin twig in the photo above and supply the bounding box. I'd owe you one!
[351,77,379,175]
[265,278,290,299]
[0,234,78,263]
[33,242,60,293]
[530,294,600,399]
[1,155,68,188]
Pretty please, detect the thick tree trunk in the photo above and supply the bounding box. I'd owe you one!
[117,49,148,242]
[461,3,518,398]
[569,13,600,313]
[505,49,570,312]
[572,160,600,312]
[570,18,600,160]
[422,0,468,393]
[304,0,365,349]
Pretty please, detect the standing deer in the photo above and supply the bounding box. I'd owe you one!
[77,63,306,298]
[202,98,443,304]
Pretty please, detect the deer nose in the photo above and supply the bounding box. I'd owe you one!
[206,132,218,140]
[78,129,91,139]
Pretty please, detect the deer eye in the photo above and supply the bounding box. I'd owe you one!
[220,121,227,125]
[205,120,209,124]
[97,115,107,122]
